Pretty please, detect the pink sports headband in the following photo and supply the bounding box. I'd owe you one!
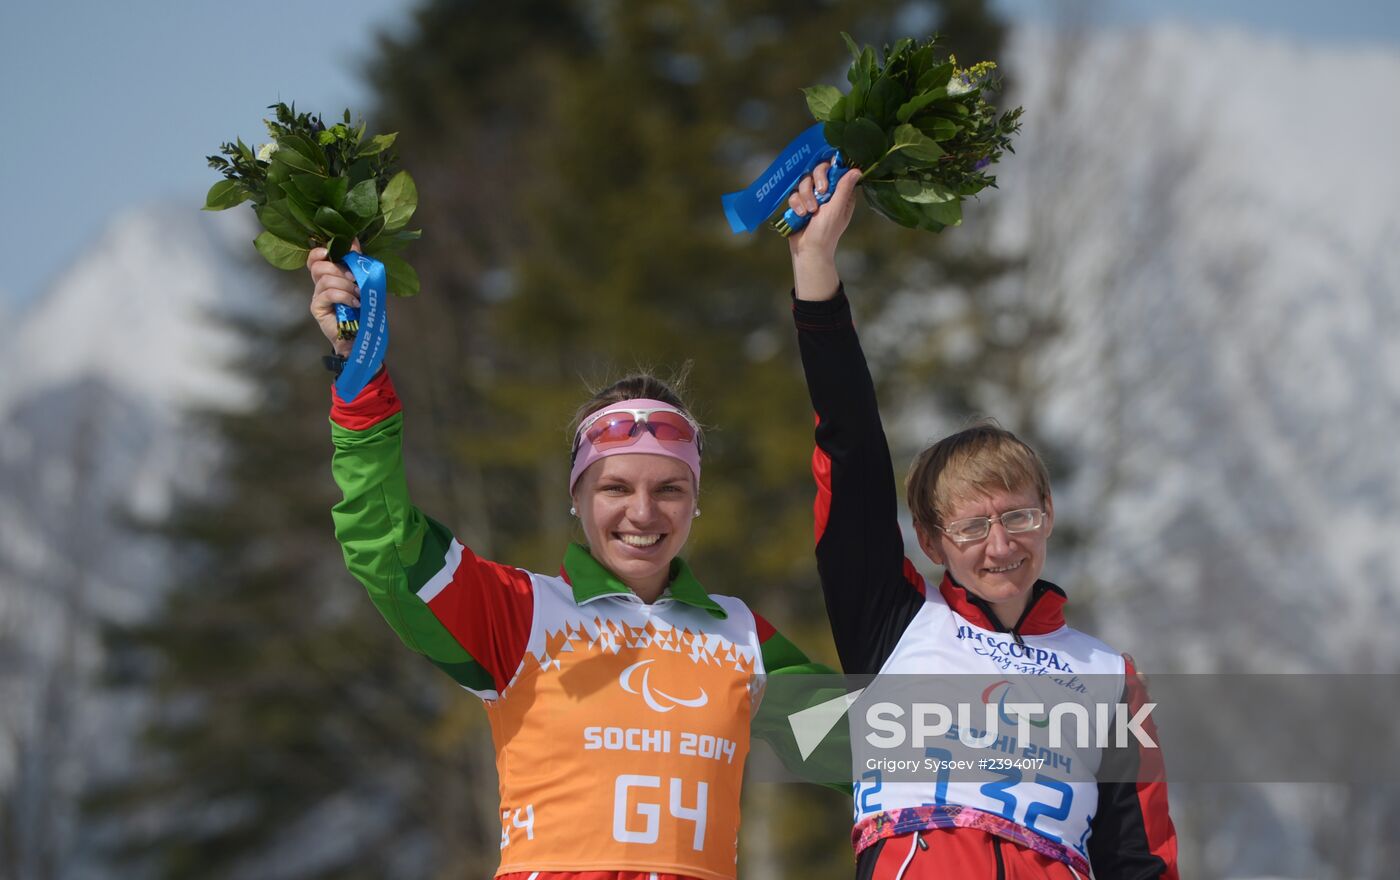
[568,398,702,494]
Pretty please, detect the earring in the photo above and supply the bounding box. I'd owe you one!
[693,509,702,518]
[569,506,577,517]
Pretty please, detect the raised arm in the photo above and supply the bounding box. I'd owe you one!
[309,247,533,700]
[784,167,926,676]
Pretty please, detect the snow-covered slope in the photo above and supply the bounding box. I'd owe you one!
[0,202,263,418]
[0,203,269,878]
[965,22,1400,675]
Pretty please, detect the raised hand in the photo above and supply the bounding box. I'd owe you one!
[306,243,361,358]
[787,161,861,301]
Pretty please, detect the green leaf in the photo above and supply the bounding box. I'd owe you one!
[841,32,862,69]
[861,181,922,229]
[317,130,336,146]
[314,206,358,239]
[914,116,960,141]
[203,179,248,211]
[914,197,962,230]
[282,196,321,240]
[346,159,375,189]
[380,171,418,232]
[288,173,327,206]
[324,177,348,211]
[822,120,848,153]
[276,134,327,175]
[845,76,868,121]
[842,118,889,169]
[917,62,955,94]
[859,46,876,81]
[253,231,309,270]
[895,178,957,204]
[363,228,421,255]
[265,158,293,189]
[896,88,949,124]
[802,85,844,122]
[255,200,312,245]
[866,76,905,127]
[377,253,420,297]
[358,214,387,248]
[909,45,935,81]
[357,132,398,157]
[326,235,352,261]
[888,124,945,162]
[342,179,379,224]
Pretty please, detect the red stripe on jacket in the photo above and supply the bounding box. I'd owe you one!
[1124,656,1180,878]
[425,543,534,693]
[330,367,401,430]
[811,417,833,545]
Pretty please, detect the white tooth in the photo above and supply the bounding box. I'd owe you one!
[620,534,660,547]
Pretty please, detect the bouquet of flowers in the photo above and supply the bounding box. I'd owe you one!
[802,34,1022,232]
[204,103,420,301]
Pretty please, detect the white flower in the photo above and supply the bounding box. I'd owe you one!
[946,76,974,97]
[256,142,279,162]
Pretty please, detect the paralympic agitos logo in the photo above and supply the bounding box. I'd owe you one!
[619,659,709,713]
[983,680,1050,729]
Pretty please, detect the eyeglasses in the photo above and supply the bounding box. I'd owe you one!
[571,407,702,462]
[937,507,1045,543]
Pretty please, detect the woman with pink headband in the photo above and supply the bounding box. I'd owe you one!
[306,248,827,880]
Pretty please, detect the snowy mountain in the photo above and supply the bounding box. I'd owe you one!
[0,203,269,878]
[985,22,1400,673]
[0,202,264,420]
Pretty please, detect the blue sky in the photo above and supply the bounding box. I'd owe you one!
[3,0,1398,310]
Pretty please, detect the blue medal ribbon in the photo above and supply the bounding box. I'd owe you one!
[721,124,837,234]
[333,253,389,402]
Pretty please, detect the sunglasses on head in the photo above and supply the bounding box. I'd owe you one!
[571,407,702,463]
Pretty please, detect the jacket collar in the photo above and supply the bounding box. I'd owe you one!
[560,542,727,619]
[937,572,1067,638]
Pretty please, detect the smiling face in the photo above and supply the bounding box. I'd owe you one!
[916,486,1053,629]
[572,453,697,602]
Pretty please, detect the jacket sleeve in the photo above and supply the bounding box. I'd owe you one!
[329,368,533,699]
[1088,657,1180,878]
[750,612,849,793]
[792,290,926,675]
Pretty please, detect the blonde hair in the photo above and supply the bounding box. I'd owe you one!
[905,421,1051,531]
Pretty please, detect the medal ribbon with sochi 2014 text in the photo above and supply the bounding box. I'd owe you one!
[334,252,389,402]
[721,124,836,234]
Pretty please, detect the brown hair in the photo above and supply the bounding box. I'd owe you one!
[905,420,1051,531]
[569,366,703,457]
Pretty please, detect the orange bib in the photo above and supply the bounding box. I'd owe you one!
[489,575,763,880]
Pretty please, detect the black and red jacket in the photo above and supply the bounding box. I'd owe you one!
[793,291,1178,879]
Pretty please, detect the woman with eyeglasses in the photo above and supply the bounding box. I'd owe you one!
[306,248,827,880]
[781,165,1179,879]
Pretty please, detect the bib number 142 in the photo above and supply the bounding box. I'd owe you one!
[613,775,708,851]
